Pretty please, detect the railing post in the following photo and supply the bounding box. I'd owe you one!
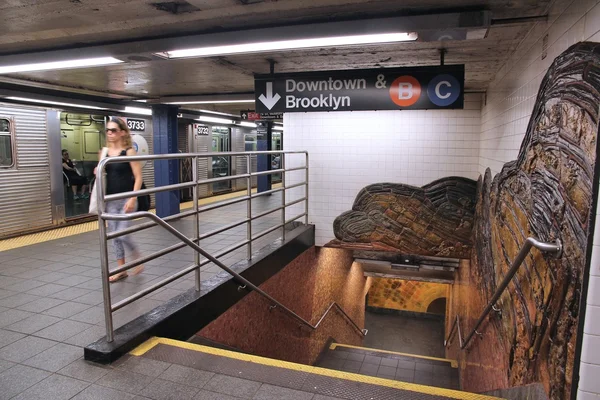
[97,162,114,342]
[192,156,200,291]
[246,154,252,260]
[281,152,286,241]
[305,152,309,225]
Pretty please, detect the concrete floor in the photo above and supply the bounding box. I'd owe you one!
[0,192,294,399]
[363,310,446,358]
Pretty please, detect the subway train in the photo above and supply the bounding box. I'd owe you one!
[0,102,281,239]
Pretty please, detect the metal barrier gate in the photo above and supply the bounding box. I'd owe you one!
[96,150,310,342]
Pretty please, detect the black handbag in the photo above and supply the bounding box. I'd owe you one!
[137,182,151,211]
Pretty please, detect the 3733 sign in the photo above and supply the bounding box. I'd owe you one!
[127,119,146,132]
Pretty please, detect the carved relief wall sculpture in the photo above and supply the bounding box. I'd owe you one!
[329,42,600,400]
[331,178,478,258]
[454,42,600,399]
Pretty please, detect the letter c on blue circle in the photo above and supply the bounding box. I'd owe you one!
[427,74,460,106]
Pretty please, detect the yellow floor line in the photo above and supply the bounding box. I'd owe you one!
[130,337,501,400]
[0,184,282,252]
[330,343,459,368]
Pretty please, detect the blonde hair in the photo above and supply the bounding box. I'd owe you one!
[108,117,132,147]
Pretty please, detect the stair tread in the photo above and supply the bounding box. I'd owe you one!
[317,343,460,392]
[330,343,456,366]
[129,337,503,400]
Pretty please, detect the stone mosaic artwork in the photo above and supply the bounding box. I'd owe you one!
[330,41,600,400]
[331,178,478,258]
[367,278,448,314]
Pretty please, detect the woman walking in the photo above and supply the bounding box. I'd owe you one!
[102,117,144,282]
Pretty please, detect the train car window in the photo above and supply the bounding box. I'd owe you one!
[244,134,257,151]
[0,118,15,168]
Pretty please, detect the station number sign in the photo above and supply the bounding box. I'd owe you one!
[194,124,209,136]
[127,118,146,132]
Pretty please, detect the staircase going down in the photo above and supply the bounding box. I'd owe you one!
[128,337,503,400]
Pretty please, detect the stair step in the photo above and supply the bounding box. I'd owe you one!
[316,343,460,392]
[330,343,457,367]
[130,337,503,400]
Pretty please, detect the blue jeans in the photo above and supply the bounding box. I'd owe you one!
[106,199,138,260]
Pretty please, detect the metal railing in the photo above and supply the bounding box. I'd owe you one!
[444,237,562,350]
[96,150,365,342]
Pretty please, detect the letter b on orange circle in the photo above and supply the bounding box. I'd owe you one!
[389,76,421,107]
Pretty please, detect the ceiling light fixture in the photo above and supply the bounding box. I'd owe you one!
[239,121,257,128]
[199,109,239,117]
[169,99,254,104]
[161,32,417,59]
[5,96,106,110]
[124,106,152,116]
[272,126,284,131]
[196,116,234,124]
[0,57,124,74]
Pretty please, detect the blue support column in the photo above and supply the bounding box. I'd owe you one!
[152,105,180,218]
[256,120,273,193]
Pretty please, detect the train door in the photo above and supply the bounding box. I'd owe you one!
[272,131,282,184]
[178,122,193,202]
[211,126,231,194]
[59,113,105,219]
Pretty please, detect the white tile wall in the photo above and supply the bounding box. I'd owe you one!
[476,0,600,398]
[283,94,482,246]
[480,0,600,176]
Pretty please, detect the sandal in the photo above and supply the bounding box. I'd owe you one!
[109,272,128,282]
[131,265,144,275]
[131,251,144,275]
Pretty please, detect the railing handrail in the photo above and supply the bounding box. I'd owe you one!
[96,150,306,171]
[445,237,561,350]
[96,150,365,343]
[102,211,366,338]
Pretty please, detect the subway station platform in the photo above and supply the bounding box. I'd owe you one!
[0,192,288,399]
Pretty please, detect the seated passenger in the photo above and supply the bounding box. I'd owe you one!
[62,149,89,200]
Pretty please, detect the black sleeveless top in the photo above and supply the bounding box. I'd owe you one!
[105,149,134,195]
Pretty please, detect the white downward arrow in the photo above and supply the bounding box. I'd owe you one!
[258,82,281,110]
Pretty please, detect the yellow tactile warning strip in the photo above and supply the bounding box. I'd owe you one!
[0,220,100,252]
[130,337,502,400]
[0,183,283,252]
[330,343,459,368]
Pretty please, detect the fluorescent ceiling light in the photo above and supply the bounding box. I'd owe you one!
[124,106,152,116]
[199,109,239,117]
[0,57,123,74]
[169,99,254,104]
[162,32,417,58]
[197,116,234,124]
[272,126,284,131]
[5,96,106,110]
[239,122,256,128]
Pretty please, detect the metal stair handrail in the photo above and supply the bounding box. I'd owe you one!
[103,211,367,338]
[445,237,562,350]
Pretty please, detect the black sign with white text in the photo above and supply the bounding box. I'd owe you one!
[193,124,209,136]
[255,65,464,113]
[127,118,146,131]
